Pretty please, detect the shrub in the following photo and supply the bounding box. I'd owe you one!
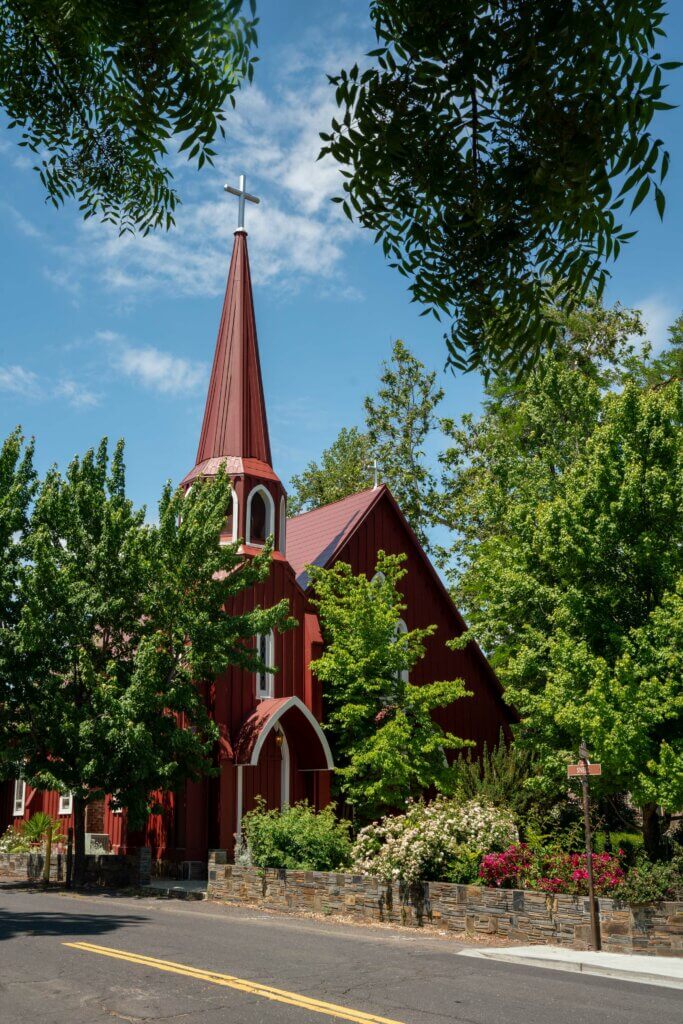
[479,844,536,889]
[0,826,29,854]
[352,797,518,884]
[608,832,643,866]
[613,853,683,904]
[20,812,64,847]
[537,851,625,896]
[241,800,352,872]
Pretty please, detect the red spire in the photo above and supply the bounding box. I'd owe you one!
[195,231,271,466]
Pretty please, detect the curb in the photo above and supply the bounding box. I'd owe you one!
[458,948,683,990]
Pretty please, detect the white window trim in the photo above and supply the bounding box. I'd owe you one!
[13,779,26,816]
[220,486,240,545]
[255,629,275,700]
[245,485,275,547]
[58,791,73,815]
[279,495,287,554]
[276,725,291,809]
[394,618,409,684]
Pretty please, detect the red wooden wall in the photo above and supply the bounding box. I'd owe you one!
[328,492,512,753]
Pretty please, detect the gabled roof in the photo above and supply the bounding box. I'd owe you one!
[194,230,271,468]
[287,484,515,717]
[286,487,383,588]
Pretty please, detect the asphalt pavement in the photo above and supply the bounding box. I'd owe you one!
[0,883,681,1024]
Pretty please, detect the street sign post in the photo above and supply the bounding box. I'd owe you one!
[568,743,602,951]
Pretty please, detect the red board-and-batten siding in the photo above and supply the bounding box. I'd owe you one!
[8,789,126,852]
[288,486,513,753]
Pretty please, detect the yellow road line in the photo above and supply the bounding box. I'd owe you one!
[64,941,406,1024]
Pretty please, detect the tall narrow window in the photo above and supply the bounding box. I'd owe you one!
[221,489,238,543]
[58,792,73,815]
[279,496,287,554]
[246,486,274,546]
[13,779,26,816]
[394,618,409,684]
[255,630,274,699]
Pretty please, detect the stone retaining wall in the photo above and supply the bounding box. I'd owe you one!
[0,847,151,887]
[207,853,683,957]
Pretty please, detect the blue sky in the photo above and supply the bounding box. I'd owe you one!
[1,1,682,517]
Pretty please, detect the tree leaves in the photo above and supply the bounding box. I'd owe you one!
[325,1,676,375]
[0,2,258,232]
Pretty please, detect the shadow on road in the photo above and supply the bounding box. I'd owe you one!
[0,888,145,943]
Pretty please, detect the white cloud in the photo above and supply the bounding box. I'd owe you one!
[637,294,678,354]
[54,379,100,408]
[0,365,41,398]
[50,28,369,302]
[114,344,206,395]
[1,202,42,240]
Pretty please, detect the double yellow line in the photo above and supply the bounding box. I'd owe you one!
[64,941,406,1024]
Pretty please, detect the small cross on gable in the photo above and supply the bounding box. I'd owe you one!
[224,174,260,231]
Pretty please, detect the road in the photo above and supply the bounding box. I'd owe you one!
[0,884,679,1024]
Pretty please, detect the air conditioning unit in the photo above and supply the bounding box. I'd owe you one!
[85,833,111,855]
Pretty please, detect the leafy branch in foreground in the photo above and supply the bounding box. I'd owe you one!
[0,1,258,233]
[324,1,679,375]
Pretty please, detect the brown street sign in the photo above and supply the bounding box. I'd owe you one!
[567,763,602,777]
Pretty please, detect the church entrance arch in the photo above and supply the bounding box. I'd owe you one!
[234,696,333,842]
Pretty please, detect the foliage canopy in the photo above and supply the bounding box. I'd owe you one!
[0,1,258,233]
[324,1,678,373]
[309,551,470,822]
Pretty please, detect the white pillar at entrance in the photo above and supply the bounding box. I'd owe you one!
[235,764,244,845]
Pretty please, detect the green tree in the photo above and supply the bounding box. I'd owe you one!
[288,428,373,516]
[308,551,470,823]
[5,440,292,883]
[0,428,35,776]
[364,339,443,548]
[289,340,443,549]
[0,1,258,233]
[444,315,682,856]
[324,1,677,374]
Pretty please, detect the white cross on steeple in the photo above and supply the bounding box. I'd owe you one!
[223,174,260,231]
[368,456,380,490]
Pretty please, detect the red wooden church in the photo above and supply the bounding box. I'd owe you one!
[2,187,513,868]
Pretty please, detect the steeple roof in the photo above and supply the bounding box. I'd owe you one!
[194,230,272,468]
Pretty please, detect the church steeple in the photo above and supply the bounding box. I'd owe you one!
[182,177,287,556]
[195,229,272,466]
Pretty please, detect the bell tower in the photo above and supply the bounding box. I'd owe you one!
[181,176,287,554]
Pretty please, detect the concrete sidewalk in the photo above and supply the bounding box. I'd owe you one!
[459,944,683,990]
[142,878,207,900]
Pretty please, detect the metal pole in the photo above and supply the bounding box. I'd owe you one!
[579,749,601,951]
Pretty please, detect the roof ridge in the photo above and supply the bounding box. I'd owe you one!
[287,485,381,521]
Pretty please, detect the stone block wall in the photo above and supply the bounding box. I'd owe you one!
[0,847,151,887]
[207,853,683,957]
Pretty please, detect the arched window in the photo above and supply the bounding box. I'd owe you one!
[221,488,239,544]
[246,486,274,546]
[394,618,409,684]
[279,496,287,554]
[255,630,274,699]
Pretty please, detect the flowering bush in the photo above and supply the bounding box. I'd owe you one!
[352,798,518,884]
[0,826,29,854]
[479,844,535,888]
[537,851,625,896]
[479,844,625,895]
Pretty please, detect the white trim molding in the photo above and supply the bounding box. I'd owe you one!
[245,695,334,770]
[394,618,409,683]
[255,630,275,700]
[58,791,73,815]
[13,779,26,816]
[279,495,287,555]
[276,725,291,809]
[245,484,275,546]
[220,486,239,545]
